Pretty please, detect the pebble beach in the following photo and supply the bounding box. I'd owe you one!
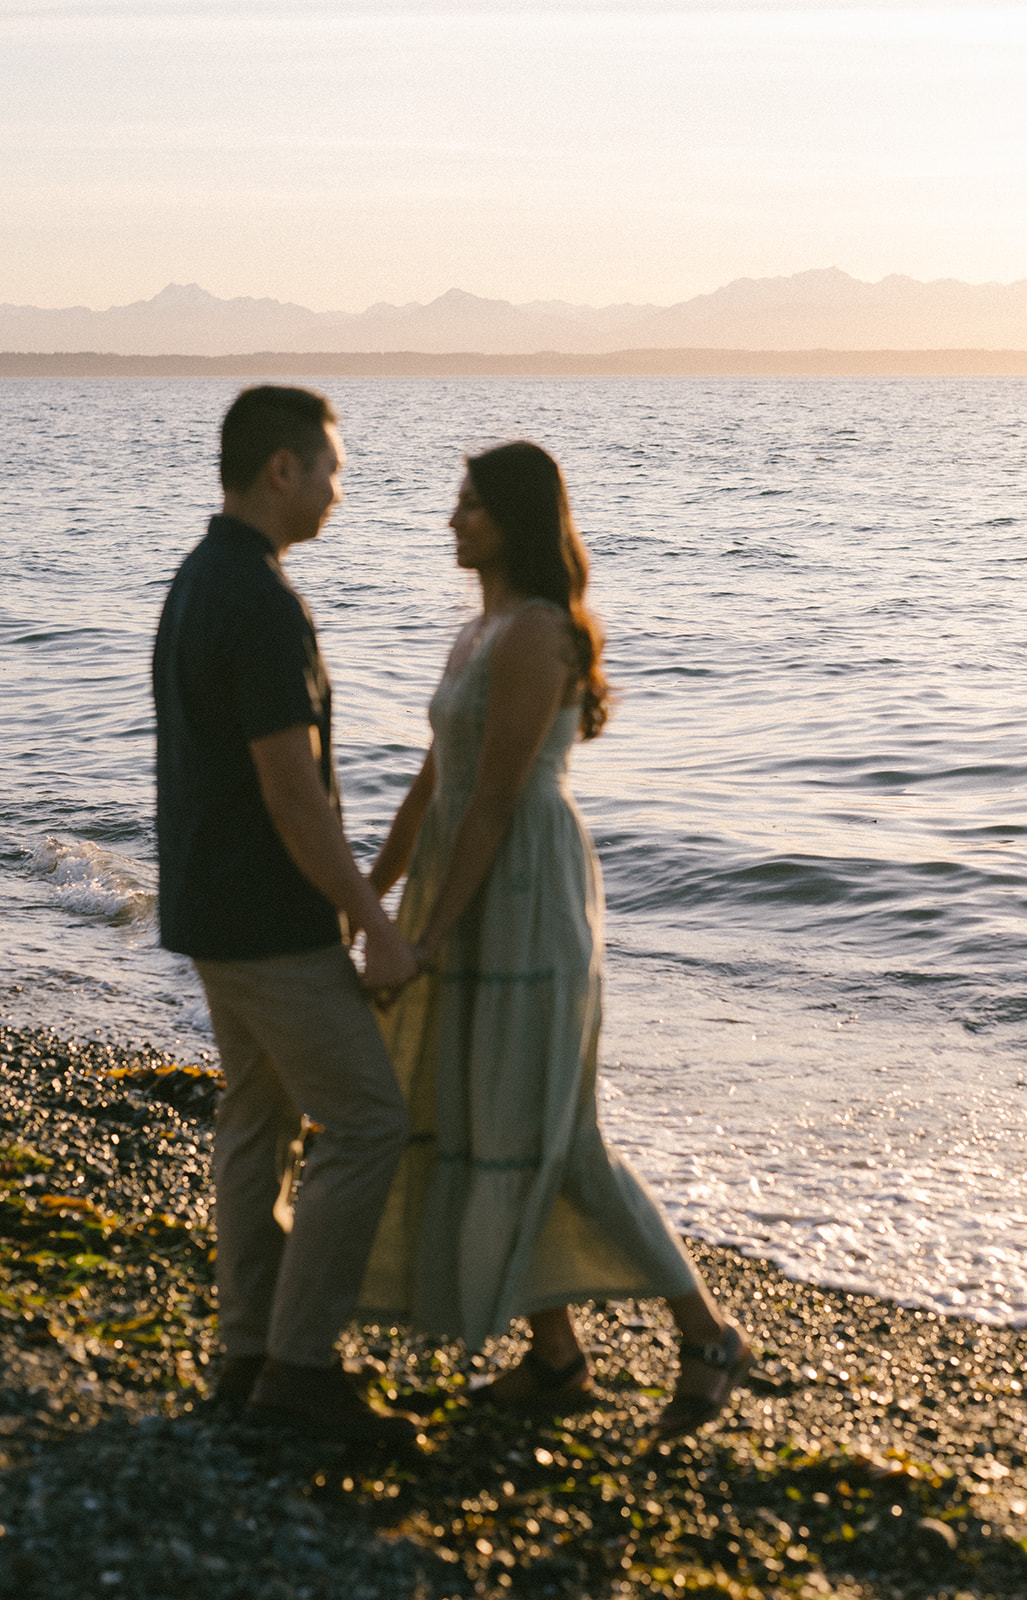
[1,1022,1025,1600]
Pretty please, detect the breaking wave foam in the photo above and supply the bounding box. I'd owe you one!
[30,836,156,927]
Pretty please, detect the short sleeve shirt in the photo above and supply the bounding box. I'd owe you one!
[153,514,343,959]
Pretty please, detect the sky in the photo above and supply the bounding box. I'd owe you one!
[3,1,1027,311]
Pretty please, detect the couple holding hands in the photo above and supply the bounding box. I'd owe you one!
[153,385,750,1448]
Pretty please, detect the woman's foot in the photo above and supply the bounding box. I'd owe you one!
[655,1322,752,1438]
[468,1347,593,1414]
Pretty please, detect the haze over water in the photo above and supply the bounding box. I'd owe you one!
[3,375,1027,1327]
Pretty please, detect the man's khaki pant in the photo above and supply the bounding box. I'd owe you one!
[196,944,408,1367]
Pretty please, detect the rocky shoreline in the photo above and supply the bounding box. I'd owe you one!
[1,1022,1025,1599]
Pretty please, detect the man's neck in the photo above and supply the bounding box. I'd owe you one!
[221,493,290,554]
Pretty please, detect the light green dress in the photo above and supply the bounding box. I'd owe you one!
[359,604,698,1349]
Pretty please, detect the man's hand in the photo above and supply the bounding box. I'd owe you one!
[363,923,418,996]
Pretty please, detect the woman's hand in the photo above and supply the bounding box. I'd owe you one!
[412,940,439,975]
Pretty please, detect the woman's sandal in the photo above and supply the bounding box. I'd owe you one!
[468,1347,593,1414]
[654,1323,752,1438]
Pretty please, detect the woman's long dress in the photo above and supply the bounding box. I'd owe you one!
[359,610,698,1349]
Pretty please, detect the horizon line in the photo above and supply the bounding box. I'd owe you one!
[5,348,1027,378]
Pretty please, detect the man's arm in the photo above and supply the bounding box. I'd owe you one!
[249,724,417,991]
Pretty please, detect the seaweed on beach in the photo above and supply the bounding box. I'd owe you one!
[1,1023,1025,1600]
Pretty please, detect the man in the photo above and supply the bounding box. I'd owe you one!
[153,385,417,1443]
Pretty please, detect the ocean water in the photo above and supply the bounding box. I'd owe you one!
[3,374,1027,1326]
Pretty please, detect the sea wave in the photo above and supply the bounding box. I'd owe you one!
[28,836,156,927]
[598,831,1027,955]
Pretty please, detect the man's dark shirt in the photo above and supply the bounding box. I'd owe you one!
[153,514,342,959]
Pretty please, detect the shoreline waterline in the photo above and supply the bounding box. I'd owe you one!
[2,1012,1025,1338]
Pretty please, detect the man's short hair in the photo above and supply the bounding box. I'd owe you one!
[220,386,338,493]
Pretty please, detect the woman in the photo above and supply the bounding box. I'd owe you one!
[360,441,750,1436]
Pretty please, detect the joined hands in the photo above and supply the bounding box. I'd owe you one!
[362,930,437,1011]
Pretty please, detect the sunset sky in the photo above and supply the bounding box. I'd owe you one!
[3,0,1026,312]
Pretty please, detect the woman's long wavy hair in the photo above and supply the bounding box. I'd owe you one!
[467,440,610,740]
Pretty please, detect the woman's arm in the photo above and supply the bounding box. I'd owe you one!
[369,619,480,901]
[370,745,437,897]
[417,605,576,963]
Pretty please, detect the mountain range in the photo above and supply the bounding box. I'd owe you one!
[3,269,1027,355]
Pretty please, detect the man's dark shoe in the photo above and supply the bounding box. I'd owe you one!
[213,1353,266,1412]
[245,1359,422,1445]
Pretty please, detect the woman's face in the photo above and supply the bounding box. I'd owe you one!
[449,474,506,574]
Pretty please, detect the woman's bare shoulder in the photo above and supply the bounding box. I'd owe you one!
[498,599,573,650]
[492,601,578,687]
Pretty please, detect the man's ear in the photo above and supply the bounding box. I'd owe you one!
[264,447,300,494]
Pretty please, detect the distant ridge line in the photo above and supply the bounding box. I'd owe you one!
[5,349,1027,378]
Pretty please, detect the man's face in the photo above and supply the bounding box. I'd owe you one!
[283,423,345,546]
